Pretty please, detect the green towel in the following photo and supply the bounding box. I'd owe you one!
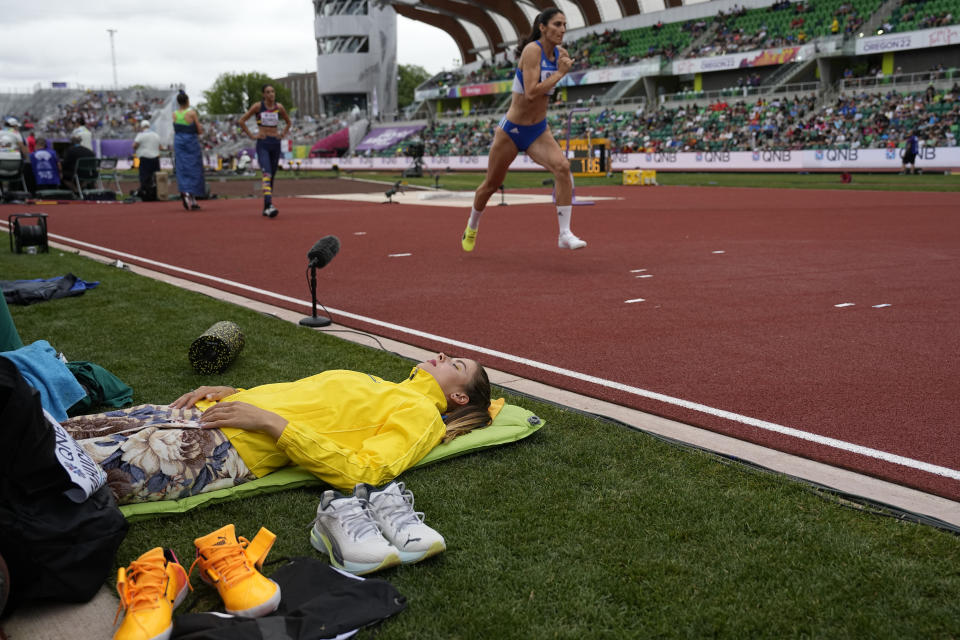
[66,361,134,416]
[0,294,23,352]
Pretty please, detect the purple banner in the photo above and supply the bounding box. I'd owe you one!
[355,125,425,151]
[100,139,134,158]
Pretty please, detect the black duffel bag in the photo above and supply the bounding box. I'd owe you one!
[0,356,128,615]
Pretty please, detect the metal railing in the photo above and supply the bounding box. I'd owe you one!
[839,69,957,93]
[660,81,821,106]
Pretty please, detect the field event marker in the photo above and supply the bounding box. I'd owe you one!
[625,298,646,303]
[873,304,892,308]
[835,303,856,308]
[712,250,726,254]
[388,253,412,258]
[630,269,647,273]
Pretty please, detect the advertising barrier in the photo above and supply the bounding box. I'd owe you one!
[855,25,960,55]
[672,43,830,75]
[232,147,958,172]
[415,59,661,101]
[108,147,958,173]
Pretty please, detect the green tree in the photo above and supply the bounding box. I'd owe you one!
[202,72,295,114]
[397,64,431,109]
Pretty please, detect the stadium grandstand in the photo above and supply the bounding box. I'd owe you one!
[2,0,958,178]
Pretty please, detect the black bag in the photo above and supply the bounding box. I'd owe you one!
[0,357,128,614]
[140,181,158,202]
[0,273,82,306]
[172,557,406,639]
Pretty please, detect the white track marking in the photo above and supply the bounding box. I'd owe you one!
[835,303,856,308]
[624,298,646,303]
[41,231,960,482]
[388,253,412,257]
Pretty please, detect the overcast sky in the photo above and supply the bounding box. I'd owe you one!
[0,1,461,98]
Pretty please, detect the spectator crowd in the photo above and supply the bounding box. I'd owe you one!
[362,83,959,158]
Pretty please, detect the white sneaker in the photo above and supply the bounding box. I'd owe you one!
[309,490,401,575]
[355,482,446,565]
[558,231,587,250]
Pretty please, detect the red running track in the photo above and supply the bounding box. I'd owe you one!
[15,184,960,501]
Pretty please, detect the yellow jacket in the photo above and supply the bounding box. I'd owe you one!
[197,368,447,490]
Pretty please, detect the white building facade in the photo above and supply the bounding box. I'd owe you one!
[313,0,398,118]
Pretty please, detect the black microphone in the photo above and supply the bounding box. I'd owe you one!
[307,236,340,269]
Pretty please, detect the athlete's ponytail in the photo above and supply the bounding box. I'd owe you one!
[515,7,563,59]
[441,365,492,443]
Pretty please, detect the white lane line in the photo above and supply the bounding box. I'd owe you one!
[624,298,646,303]
[630,269,647,273]
[712,250,725,254]
[835,303,856,308]
[388,253,412,257]
[873,304,892,308]
[45,232,960,482]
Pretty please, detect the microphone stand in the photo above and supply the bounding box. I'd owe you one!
[300,264,332,327]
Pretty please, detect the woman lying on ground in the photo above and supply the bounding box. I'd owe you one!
[62,353,490,504]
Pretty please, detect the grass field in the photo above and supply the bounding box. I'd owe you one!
[3,205,960,637]
[283,169,960,192]
[114,167,960,195]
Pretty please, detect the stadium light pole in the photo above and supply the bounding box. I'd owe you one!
[107,28,118,88]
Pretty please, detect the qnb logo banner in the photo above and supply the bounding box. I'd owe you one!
[202,147,958,172]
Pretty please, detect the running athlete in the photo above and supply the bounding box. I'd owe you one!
[461,8,586,252]
[238,84,292,218]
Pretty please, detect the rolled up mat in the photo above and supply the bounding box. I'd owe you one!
[189,321,245,374]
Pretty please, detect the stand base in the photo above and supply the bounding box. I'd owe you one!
[299,315,332,328]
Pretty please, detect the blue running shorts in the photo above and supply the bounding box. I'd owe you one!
[498,117,548,151]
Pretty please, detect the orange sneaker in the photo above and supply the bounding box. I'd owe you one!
[113,548,189,640]
[189,524,281,618]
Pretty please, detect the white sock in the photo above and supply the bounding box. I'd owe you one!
[467,207,483,230]
[557,205,572,234]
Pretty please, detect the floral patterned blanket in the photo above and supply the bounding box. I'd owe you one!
[63,404,255,505]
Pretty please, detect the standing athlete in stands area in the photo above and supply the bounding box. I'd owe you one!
[901,130,920,175]
[238,84,292,218]
[461,7,587,252]
[172,90,205,210]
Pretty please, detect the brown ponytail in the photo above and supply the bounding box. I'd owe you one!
[442,365,492,442]
[515,7,563,59]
